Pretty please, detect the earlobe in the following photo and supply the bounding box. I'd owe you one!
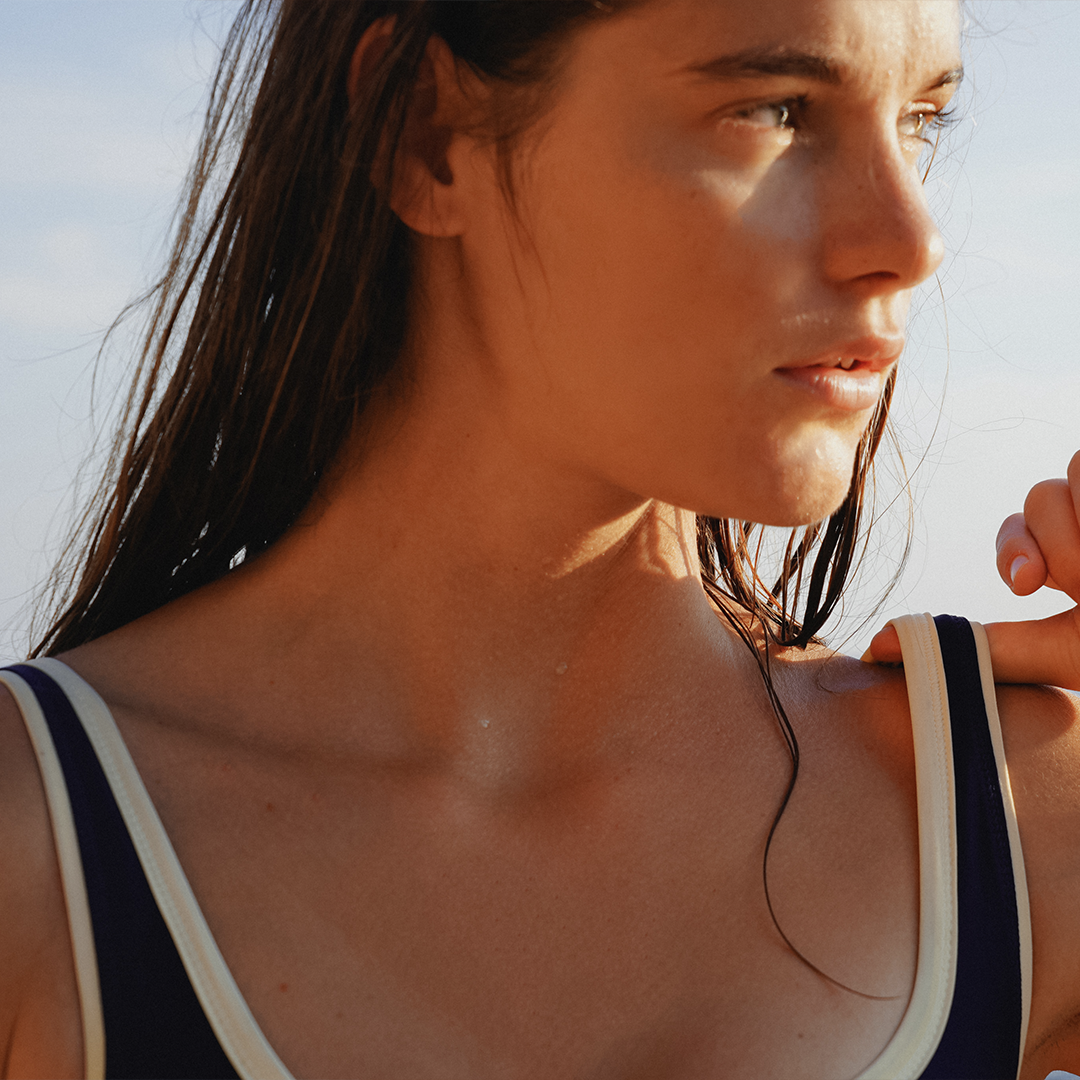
[348,22,476,239]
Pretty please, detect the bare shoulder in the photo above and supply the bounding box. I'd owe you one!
[995,684,1080,1076]
[780,644,913,739]
[997,682,1080,823]
[0,678,83,1078]
[996,683,1080,899]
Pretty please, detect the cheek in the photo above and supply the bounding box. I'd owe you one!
[483,125,865,524]
[514,152,797,425]
[731,155,819,246]
[525,124,812,383]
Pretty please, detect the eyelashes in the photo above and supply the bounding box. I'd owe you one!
[929,104,959,129]
[904,104,960,144]
[719,92,961,180]
[728,97,959,144]
[730,96,807,131]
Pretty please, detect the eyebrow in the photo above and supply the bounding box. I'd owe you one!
[687,48,843,84]
[930,66,965,89]
[685,47,964,92]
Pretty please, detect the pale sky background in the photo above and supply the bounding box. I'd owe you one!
[1,0,1079,660]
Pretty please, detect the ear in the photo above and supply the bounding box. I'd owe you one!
[348,22,482,238]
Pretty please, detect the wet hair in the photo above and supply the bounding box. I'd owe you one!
[34,0,892,656]
[36,0,635,653]
[33,0,904,993]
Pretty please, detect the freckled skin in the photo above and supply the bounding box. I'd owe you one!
[6,2,1080,1078]
[434,0,953,527]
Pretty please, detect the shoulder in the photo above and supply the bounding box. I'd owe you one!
[997,682,1080,887]
[774,645,917,810]
[997,682,1080,821]
[996,684,1080,1073]
[0,674,83,1077]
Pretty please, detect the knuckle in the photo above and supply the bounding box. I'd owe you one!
[1024,477,1069,520]
[1069,449,1080,481]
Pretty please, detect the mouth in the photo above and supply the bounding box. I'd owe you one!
[774,337,902,412]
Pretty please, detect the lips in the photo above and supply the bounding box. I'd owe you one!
[787,335,905,373]
[774,336,902,412]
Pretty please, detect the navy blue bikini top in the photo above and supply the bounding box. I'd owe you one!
[920,615,1026,1078]
[1,615,1028,1078]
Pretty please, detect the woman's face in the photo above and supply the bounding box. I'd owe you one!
[448,0,961,526]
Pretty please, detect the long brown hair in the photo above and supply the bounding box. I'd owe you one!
[31,0,911,995]
[34,0,894,658]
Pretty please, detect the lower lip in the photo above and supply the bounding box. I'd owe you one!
[774,365,886,412]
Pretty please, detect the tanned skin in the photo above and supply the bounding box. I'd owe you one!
[3,2,1080,1076]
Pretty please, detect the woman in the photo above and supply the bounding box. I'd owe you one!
[2,0,1079,1076]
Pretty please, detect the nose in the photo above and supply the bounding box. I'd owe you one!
[819,138,944,296]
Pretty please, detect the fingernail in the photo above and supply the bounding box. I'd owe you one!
[860,648,875,663]
[1009,554,1029,586]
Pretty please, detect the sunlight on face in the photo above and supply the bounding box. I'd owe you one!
[453,0,961,526]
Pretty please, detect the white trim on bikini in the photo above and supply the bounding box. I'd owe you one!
[4,620,1032,1080]
[0,668,106,1080]
[853,613,961,1079]
[18,657,294,1080]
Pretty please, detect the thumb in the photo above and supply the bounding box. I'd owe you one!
[984,609,1080,692]
[862,612,1080,690]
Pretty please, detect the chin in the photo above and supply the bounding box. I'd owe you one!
[689,474,851,529]
[738,440,861,528]
[751,493,849,529]
[666,424,866,527]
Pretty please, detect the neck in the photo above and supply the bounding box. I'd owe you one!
[82,313,759,792]
[196,375,749,789]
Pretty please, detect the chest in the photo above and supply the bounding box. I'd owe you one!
[122,708,919,1079]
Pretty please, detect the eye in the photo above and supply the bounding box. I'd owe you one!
[898,106,956,144]
[898,111,930,139]
[730,99,799,130]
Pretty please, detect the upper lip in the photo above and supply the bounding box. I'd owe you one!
[778,335,905,373]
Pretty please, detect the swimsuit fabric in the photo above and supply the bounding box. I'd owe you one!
[0,613,1030,1079]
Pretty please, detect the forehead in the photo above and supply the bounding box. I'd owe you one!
[602,0,961,89]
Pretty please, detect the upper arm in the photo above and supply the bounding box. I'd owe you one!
[997,684,1080,1077]
[0,681,82,1078]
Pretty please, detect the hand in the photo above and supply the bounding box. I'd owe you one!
[865,450,1080,691]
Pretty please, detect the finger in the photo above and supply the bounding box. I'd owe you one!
[861,623,903,665]
[1024,478,1080,603]
[995,512,1050,596]
[985,608,1080,692]
[1069,449,1080,515]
